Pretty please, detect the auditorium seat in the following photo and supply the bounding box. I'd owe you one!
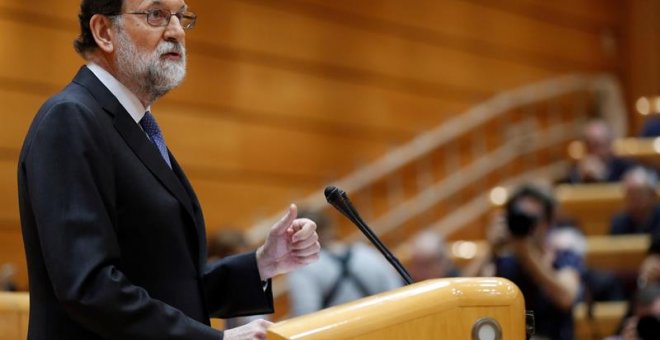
[554,183,660,235]
[447,234,650,271]
[573,300,627,339]
[613,137,660,169]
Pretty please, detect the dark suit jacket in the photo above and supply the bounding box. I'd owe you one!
[17,67,273,339]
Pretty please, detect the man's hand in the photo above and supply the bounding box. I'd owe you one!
[256,204,320,280]
[223,319,273,340]
[486,212,510,251]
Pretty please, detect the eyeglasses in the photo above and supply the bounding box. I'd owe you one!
[124,9,197,30]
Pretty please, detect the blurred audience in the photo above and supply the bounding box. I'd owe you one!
[565,119,633,184]
[0,263,17,291]
[287,209,402,316]
[607,237,660,339]
[640,116,660,137]
[208,228,250,262]
[490,184,584,340]
[608,284,660,340]
[638,238,660,290]
[610,166,660,236]
[408,230,460,281]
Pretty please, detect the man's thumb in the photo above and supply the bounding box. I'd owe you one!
[272,204,297,234]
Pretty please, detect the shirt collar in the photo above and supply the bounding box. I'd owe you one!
[86,62,150,123]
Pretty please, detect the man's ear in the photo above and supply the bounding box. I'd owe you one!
[89,14,117,54]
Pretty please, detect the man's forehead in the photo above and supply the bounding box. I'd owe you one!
[129,0,188,10]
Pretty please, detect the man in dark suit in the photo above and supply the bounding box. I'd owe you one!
[17,0,320,339]
[610,166,660,237]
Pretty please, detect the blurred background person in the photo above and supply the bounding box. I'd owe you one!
[608,284,660,340]
[207,228,250,263]
[0,263,17,291]
[610,166,660,236]
[605,226,660,339]
[492,184,584,340]
[640,114,660,138]
[638,237,660,291]
[287,209,402,316]
[565,119,633,184]
[408,230,460,281]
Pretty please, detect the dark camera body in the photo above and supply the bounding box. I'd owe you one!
[637,315,660,340]
[504,185,553,238]
[506,206,539,237]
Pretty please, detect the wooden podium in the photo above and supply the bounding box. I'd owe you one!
[0,292,29,340]
[268,278,526,340]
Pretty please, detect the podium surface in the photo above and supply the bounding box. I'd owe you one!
[268,277,525,339]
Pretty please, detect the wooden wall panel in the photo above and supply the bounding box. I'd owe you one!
[0,0,79,21]
[165,53,469,136]
[0,227,25,290]
[290,0,620,69]
[0,0,635,291]
[158,107,390,180]
[0,161,18,224]
[190,178,317,232]
[623,0,660,134]
[191,0,556,95]
[510,0,622,25]
[0,20,79,87]
[0,90,39,152]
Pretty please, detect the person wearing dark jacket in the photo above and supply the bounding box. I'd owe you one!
[17,1,320,338]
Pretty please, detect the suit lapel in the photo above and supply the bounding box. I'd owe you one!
[112,111,197,222]
[170,156,207,270]
[72,67,201,257]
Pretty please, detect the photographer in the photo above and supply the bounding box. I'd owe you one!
[492,185,584,340]
[609,284,660,340]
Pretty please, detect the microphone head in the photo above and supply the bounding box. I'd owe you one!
[324,185,343,203]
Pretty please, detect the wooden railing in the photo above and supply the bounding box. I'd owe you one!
[249,73,626,244]
[250,73,627,320]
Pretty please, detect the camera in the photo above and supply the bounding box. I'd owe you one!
[504,185,553,238]
[506,205,539,237]
[637,315,660,340]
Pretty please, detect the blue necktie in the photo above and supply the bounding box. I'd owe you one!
[140,111,172,168]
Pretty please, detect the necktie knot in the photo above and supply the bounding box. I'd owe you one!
[140,111,172,168]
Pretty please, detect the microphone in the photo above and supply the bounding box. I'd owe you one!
[324,186,414,285]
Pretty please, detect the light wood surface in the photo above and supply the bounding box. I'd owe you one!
[0,292,29,340]
[268,277,525,339]
[555,183,627,235]
[574,300,627,340]
[614,137,660,168]
[584,234,650,271]
[443,234,650,272]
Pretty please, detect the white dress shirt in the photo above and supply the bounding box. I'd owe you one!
[86,63,149,124]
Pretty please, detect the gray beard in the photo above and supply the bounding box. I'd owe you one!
[114,28,187,105]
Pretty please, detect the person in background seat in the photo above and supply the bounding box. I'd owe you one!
[287,209,402,316]
[408,230,460,281]
[565,119,633,184]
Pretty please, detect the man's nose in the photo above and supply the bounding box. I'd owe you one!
[163,15,186,43]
